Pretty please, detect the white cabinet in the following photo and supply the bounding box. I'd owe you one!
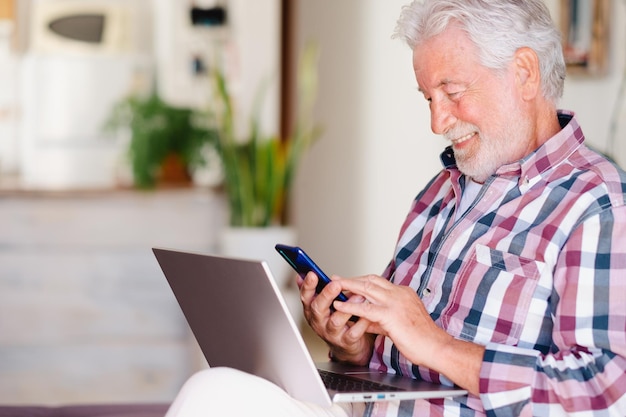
[0,188,225,404]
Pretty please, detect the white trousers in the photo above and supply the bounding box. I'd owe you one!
[165,367,363,417]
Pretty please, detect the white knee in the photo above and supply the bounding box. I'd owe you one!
[186,367,248,390]
[166,367,352,417]
[166,368,286,417]
[176,367,254,404]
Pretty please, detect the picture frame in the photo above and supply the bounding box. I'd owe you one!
[560,0,610,76]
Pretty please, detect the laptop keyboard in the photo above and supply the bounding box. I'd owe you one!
[319,369,402,392]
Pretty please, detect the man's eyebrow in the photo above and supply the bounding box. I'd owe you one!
[418,79,455,94]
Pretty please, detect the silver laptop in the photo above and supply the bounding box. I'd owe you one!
[153,247,467,407]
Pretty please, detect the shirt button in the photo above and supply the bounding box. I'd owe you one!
[423,288,432,296]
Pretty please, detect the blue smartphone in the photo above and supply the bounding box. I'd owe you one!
[275,244,358,322]
[274,244,349,302]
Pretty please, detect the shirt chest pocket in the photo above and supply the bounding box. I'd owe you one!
[440,244,545,345]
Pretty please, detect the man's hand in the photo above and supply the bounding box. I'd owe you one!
[332,274,484,395]
[298,271,374,366]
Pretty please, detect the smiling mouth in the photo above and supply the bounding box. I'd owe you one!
[451,132,476,146]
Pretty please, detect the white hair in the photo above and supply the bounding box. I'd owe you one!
[394,0,566,104]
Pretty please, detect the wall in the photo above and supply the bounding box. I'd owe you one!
[291,0,439,277]
[155,0,281,138]
[559,1,626,163]
[293,0,626,277]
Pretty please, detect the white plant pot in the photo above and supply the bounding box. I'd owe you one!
[218,226,297,290]
[218,226,303,326]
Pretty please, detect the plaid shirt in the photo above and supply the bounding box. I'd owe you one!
[365,111,626,417]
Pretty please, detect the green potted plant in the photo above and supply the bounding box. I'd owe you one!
[211,43,321,295]
[104,89,217,189]
[210,43,321,228]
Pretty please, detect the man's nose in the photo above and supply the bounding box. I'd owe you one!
[430,99,456,135]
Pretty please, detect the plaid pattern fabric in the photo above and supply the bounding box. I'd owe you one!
[365,112,626,416]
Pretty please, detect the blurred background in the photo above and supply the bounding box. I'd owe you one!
[0,0,624,406]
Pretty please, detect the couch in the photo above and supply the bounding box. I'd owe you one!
[0,403,170,417]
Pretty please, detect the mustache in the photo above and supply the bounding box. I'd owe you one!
[443,122,480,142]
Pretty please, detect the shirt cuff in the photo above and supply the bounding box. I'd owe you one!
[479,342,540,413]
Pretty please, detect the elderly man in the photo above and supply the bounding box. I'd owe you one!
[165,0,626,416]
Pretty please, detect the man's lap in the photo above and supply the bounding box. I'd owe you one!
[165,368,355,417]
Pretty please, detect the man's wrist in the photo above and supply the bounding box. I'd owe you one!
[327,336,375,366]
[435,338,484,396]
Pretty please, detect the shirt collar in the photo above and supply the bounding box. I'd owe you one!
[440,110,584,187]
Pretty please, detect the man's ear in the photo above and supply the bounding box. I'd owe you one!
[514,47,541,101]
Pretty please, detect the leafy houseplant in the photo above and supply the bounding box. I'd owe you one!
[210,44,321,227]
[104,91,217,189]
